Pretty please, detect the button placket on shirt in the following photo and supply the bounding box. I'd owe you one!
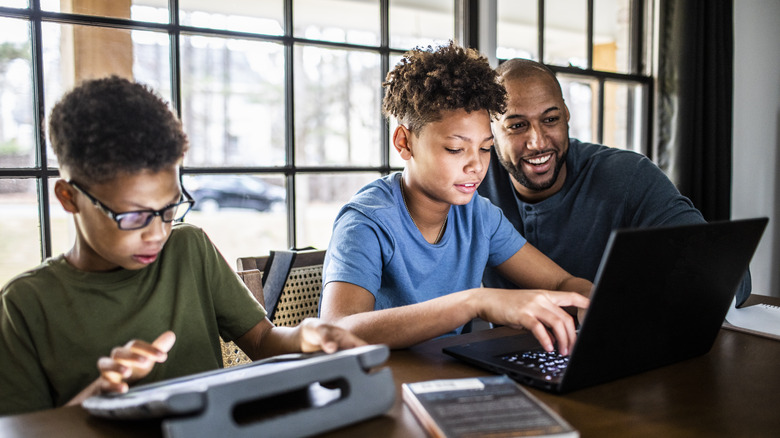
[522,204,536,237]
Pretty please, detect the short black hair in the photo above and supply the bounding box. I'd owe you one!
[382,41,506,134]
[49,76,188,185]
[495,58,563,98]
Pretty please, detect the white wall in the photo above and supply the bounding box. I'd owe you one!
[732,0,780,298]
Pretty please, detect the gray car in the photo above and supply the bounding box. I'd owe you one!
[187,175,285,212]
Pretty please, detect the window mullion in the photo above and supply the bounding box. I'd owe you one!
[169,0,182,119]
[587,0,594,69]
[597,79,605,144]
[537,0,544,61]
[30,0,52,259]
[380,0,390,173]
[284,0,296,248]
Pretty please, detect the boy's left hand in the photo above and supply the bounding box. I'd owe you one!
[298,318,367,353]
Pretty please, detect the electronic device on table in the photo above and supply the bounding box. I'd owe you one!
[445,218,767,393]
[83,344,395,438]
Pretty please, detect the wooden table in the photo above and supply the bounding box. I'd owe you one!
[2,295,778,437]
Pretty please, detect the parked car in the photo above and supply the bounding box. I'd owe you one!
[186,175,285,212]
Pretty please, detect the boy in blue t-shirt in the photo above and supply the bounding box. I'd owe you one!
[0,76,363,415]
[320,42,591,352]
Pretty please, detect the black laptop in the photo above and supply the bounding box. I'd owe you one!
[444,218,768,393]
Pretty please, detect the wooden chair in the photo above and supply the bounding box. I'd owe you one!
[222,249,326,367]
[263,248,326,327]
[239,248,326,327]
[236,255,270,272]
[220,269,264,368]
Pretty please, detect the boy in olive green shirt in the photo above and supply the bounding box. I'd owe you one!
[0,76,363,415]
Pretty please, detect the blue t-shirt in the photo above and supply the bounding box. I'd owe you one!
[323,172,525,327]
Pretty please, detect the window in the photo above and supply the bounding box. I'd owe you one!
[0,0,652,286]
[497,0,652,153]
[0,0,456,284]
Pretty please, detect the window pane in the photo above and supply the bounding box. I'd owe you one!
[594,0,632,73]
[559,74,595,143]
[0,178,40,287]
[183,174,287,268]
[41,23,172,168]
[180,35,284,168]
[0,0,28,8]
[41,0,169,24]
[294,0,379,46]
[132,31,173,100]
[294,46,381,167]
[389,0,454,50]
[295,172,378,250]
[496,0,538,61]
[180,0,283,35]
[544,0,587,68]
[0,17,34,168]
[603,81,645,152]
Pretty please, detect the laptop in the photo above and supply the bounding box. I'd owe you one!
[444,218,768,393]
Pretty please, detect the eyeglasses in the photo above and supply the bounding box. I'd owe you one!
[68,180,195,231]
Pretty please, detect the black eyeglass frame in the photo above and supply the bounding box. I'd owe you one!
[67,180,196,230]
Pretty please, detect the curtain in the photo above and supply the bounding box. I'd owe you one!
[655,0,734,221]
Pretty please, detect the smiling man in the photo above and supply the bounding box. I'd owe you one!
[479,58,752,307]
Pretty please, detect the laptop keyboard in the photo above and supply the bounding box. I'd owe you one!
[500,350,569,380]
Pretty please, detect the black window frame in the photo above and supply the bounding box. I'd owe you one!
[0,0,653,267]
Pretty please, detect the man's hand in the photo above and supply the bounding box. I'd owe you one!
[297,318,367,353]
[97,331,176,394]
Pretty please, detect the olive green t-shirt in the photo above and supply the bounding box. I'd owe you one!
[0,223,266,415]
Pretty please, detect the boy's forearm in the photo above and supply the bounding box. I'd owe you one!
[330,290,478,349]
[65,378,103,407]
[239,319,301,360]
[257,326,302,358]
[558,277,593,298]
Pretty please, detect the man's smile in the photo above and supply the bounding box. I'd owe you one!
[521,152,556,173]
[523,152,554,165]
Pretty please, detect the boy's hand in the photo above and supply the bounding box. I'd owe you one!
[297,318,367,353]
[96,331,176,394]
[475,289,589,356]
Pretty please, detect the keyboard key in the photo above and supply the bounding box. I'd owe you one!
[500,350,569,377]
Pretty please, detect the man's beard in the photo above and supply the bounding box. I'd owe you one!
[497,148,568,192]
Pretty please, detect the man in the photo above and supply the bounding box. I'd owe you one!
[479,58,751,306]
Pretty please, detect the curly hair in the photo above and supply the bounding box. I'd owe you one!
[382,41,506,134]
[49,76,188,185]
